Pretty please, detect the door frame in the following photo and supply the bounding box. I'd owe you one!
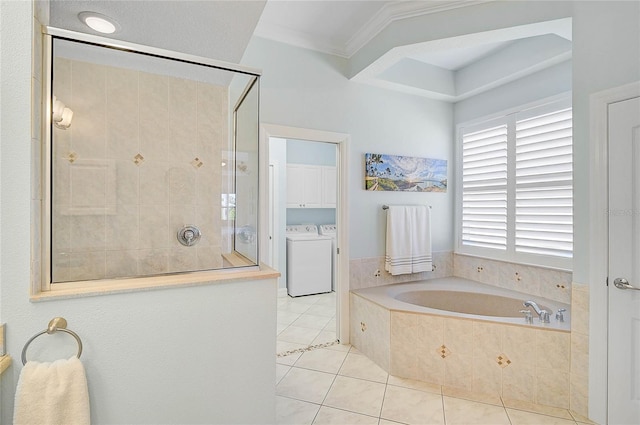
[589,81,640,424]
[259,123,351,344]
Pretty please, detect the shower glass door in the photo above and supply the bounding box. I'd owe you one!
[47,35,260,284]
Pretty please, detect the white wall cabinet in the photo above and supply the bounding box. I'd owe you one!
[321,166,337,208]
[286,164,336,208]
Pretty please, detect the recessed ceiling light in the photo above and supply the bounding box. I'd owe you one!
[78,12,120,34]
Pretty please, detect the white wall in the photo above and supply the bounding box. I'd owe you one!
[243,37,455,259]
[0,2,277,423]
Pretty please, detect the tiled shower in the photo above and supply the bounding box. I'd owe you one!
[48,38,256,283]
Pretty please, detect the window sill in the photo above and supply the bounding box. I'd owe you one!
[32,264,280,302]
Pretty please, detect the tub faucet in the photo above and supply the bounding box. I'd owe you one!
[523,300,550,323]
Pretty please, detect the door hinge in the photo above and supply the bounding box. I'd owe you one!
[606,276,609,286]
[336,248,340,254]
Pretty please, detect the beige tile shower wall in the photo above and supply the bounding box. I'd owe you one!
[453,253,572,304]
[349,251,453,290]
[389,311,572,409]
[51,58,228,282]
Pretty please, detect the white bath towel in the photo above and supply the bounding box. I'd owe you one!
[14,357,90,425]
[384,206,432,275]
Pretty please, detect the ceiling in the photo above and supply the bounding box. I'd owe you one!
[49,0,572,102]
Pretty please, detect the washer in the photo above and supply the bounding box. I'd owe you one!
[286,225,332,297]
[318,224,337,291]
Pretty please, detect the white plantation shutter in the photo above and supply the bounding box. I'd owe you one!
[459,100,573,267]
[461,125,508,250]
[515,108,573,258]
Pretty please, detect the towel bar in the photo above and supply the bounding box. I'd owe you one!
[21,317,83,365]
[382,204,431,210]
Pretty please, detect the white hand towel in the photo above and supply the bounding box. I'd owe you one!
[14,357,90,425]
[385,206,432,275]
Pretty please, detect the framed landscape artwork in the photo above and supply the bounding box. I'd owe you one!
[365,153,447,192]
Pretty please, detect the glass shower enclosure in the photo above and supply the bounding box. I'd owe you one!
[44,29,260,284]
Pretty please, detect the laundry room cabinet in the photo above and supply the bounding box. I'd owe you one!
[286,164,336,208]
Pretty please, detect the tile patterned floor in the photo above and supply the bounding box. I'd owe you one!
[275,293,596,425]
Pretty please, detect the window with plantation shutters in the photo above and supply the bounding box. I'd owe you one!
[515,108,573,258]
[458,98,573,269]
[461,125,508,250]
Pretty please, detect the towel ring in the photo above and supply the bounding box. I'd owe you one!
[21,317,83,365]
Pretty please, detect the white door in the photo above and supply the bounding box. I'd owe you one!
[608,96,640,425]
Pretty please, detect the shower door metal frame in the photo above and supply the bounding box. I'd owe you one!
[40,26,262,292]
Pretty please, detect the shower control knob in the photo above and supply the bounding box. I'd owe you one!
[178,225,201,247]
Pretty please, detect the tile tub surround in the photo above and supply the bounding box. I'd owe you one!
[350,278,573,410]
[51,58,229,282]
[349,251,453,290]
[453,253,572,304]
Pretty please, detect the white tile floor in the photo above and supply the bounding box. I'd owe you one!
[276,293,596,425]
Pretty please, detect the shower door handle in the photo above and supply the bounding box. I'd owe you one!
[613,278,640,290]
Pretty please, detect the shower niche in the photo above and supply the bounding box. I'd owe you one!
[44,31,260,285]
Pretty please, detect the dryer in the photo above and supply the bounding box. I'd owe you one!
[285,225,332,297]
[318,224,337,291]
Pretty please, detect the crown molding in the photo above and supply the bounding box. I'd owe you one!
[344,0,494,58]
[254,0,494,58]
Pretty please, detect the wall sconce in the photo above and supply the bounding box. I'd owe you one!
[52,95,73,130]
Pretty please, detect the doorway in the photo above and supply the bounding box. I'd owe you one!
[259,124,350,351]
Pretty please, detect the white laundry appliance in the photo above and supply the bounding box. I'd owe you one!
[318,224,337,291]
[286,225,332,297]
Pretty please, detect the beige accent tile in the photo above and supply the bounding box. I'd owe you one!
[168,166,196,206]
[536,367,570,409]
[506,408,578,425]
[444,353,473,390]
[502,365,536,403]
[570,332,589,377]
[570,372,589,418]
[168,247,198,273]
[323,375,386,417]
[502,398,574,420]
[106,204,139,249]
[569,411,598,424]
[390,311,418,377]
[105,250,138,279]
[294,348,348,374]
[536,330,570,370]
[137,248,169,275]
[387,375,441,394]
[443,396,510,425]
[276,367,335,404]
[571,285,590,336]
[139,72,169,162]
[312,406,379,425]
[442,386,503,406]
[503,325,537,366]
[338,352,389,383]
[444,317,473,354]
[349,294,390,371]
[275,395,320,425]
[70,214,106,252]
[139,163,170,205]
[106,66,139,161]
[381,385,445,425]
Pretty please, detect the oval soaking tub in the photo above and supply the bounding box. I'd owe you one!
[349,276,573,410]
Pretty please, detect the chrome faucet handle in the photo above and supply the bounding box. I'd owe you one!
[540,310,550,323]
[556,308,566,322]
[519,309,534,324]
